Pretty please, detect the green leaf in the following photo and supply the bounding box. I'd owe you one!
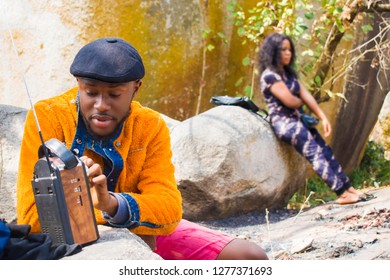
[244,85,252,97]
[314,76,322,87]
[343,33,354,41]
[279,0,289,7]
[286,9,293,16]
[303,64,313,73]
[361,24,374,34]
[217,32,225,39]
[227,3,235,12]
[259,26,265,34]
[304,12,314,20]
[217,32,228,44]
[235,77,243,87]
[237,27,245,36]
[207,44,215,51]
[296,24,308,33]
[242,56,251,66]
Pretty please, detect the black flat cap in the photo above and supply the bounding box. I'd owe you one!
[70,38,145,83]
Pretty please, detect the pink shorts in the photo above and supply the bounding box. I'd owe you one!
[155,219,235,260]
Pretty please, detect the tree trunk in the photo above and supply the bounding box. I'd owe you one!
[331,12,390,173]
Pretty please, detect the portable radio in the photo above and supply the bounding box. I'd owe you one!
[32,138,99,246]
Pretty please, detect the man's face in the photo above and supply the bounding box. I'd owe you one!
[77,78,141,138]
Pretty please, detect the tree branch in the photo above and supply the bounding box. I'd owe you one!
[359,2,390,13]
[312,0,389,101]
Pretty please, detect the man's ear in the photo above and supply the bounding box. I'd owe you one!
[133,80,142,95]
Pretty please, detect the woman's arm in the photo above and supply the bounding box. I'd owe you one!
[298,81,332,137]
[269,81,304,109]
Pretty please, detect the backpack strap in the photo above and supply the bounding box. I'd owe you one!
[210,96,269,122]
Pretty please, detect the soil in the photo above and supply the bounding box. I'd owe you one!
[199,186,390,260]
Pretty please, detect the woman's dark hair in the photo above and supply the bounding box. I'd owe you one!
[258,33,297,78]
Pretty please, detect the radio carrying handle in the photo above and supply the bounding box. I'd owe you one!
[38,139,79,169]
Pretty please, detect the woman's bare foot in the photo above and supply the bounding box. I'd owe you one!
[335,190,360,205]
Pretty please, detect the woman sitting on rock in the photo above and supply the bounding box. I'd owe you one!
[258,32,370,205]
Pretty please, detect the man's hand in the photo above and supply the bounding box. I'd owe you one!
[80,156,118,216]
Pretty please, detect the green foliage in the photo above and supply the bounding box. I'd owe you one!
[226,0,363,98]
[288,141,390,209]
[380,114,390,155]
[361,24,374,34]
[242,56,251,66]
[350,141,390,188]
[288,177,336,210]
[201,29,227,53]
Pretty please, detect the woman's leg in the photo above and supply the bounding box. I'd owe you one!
[272,118,359,203]
[311,129,351,188]
[311,130,366,200]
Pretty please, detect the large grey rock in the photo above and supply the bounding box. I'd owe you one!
[63,225,162,260]
[161,113,181,133]
[171,106,307,221]
[0,105,27,222]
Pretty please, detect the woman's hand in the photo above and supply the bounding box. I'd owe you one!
[321,117,332,138]
[80,156,118,215]
[299,81,332,138]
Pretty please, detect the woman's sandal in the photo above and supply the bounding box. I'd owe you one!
[358,193,376,201]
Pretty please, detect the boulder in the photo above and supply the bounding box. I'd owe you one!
[63,225,162,260]
[161,113,181,133]
[0,105,27,223]
[170,105,307,221]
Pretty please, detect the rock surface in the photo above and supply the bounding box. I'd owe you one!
[171,106,306,221]
[0,105,27,222]
[63,226,162,260]
[200,186,390,260]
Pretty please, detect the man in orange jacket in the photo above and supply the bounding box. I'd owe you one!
[17,37,268,260]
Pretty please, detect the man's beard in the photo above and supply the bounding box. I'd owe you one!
[82,110,130,141]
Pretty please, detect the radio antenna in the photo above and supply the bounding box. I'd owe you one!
[5,20,53,172]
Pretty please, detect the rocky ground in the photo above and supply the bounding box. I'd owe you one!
[199,186,390,260]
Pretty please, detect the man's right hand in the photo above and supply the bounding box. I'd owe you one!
[80,156,118,216]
